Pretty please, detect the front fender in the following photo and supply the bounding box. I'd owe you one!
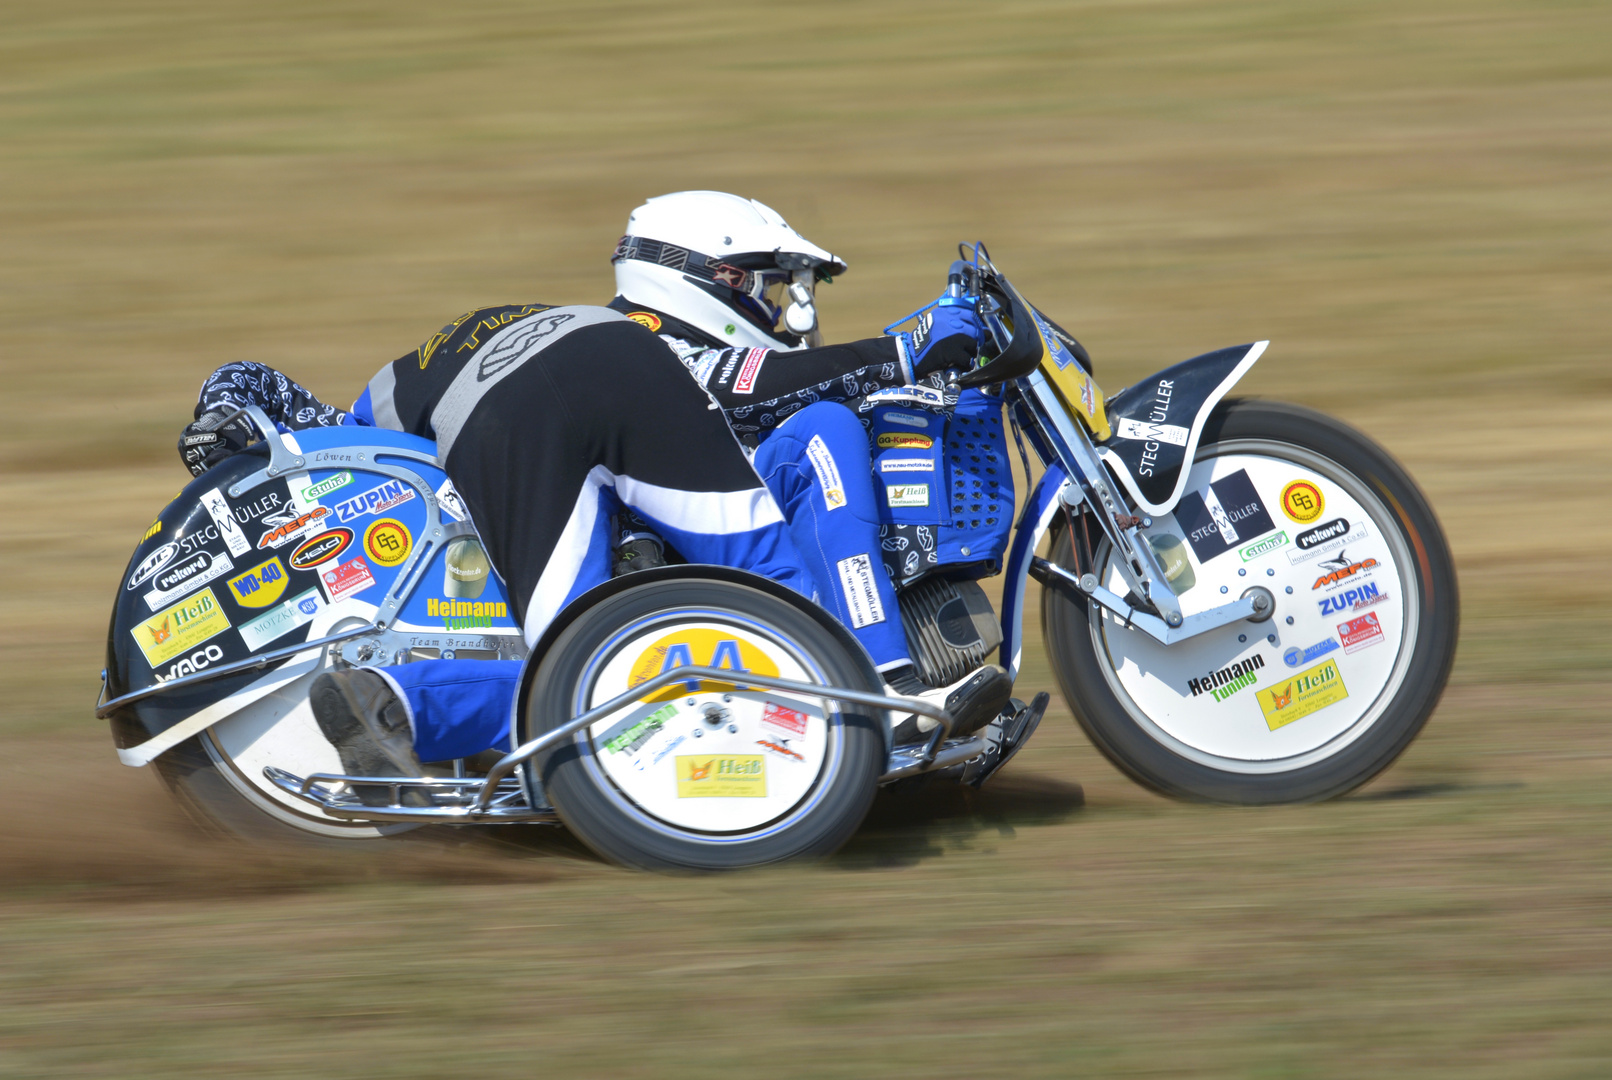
[1096,341,1267,516]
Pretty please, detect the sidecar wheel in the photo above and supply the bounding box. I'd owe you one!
[523,577,883,870]
[1043,399,1458,804]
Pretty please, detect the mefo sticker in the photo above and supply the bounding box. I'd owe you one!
[733,348,768,394]
[805,435,845,510]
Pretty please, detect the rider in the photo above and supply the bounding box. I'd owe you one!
[180,192,1009,782]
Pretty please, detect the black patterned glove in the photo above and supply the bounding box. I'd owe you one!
[178,409,254,477]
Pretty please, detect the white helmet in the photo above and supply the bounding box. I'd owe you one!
[612,191,847,351]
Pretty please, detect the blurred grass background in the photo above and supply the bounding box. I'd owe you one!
[1,0,1609,1076]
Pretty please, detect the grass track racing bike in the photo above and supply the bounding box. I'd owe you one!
[99,249,1458,869]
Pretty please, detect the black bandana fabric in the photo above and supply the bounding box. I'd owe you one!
[196,361,349,428]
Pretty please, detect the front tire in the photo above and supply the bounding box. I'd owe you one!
[1044,399,1458,803]
[523,578,883,870]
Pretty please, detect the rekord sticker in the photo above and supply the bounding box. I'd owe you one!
[1287,517,1370,565]
[143,550,234,610]
[1171,469,1277,563]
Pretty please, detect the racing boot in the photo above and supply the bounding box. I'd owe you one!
[884,664,1015,745]
[309,669,428,807]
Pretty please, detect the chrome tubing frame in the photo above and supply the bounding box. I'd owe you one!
[474,665,958,813]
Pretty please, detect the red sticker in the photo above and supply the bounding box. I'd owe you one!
[1338,613,1384,654]
[733,348,768,395]
[322,556,377,603]
[761,701,808,738]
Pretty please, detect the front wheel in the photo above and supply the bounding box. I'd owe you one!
[523,577,884,870]
[1044,399,1458,803]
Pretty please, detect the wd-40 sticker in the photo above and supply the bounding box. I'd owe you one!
[333,478,416,524]
[1172,469,1277,563]
[227,556,289,608]
[805,435,845,510]
[133,587,231,668]
[293,470,353,505]
[143,550,233,610]
[835,553,886,628]
[200,487,252,557]
[237,588,325,651]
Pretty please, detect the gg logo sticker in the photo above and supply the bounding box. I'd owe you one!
[363,518,412,567]
[1280,480,1325,523]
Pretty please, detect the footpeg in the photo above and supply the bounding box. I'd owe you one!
[961,692,1049,788]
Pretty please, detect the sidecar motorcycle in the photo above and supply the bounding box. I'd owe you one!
[98,249,1458,869]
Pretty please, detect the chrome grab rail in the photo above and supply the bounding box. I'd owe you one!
[474,665,956,812]
[95,625,376,718]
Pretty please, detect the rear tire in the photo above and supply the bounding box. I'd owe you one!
[1043,399,1458,803]
[524,578,883,870]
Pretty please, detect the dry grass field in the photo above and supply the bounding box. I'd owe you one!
[2,0,1610,1076]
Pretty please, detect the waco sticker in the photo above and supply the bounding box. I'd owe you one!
[1257,658,1348,731]
[675,755,766,798]
[133,587,231,668]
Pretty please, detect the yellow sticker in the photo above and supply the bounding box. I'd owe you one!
[1257,658,1348,731]
[132,587,231,668]
[364,518,412,567]
[1281,480,1325,523]
[625,311,663,332]
[877,432,932,450]
[226,556,289,608]
[626,627,781,703]
[675,755,766,798]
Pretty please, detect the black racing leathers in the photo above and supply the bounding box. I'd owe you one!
[190,301,922,637]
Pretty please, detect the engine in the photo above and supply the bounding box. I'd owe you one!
[897,577,1003,687]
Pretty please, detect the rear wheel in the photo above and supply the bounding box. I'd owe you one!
[1043,399,1458,803]
[524,578,883,870]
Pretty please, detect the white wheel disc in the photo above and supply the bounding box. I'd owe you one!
[1091,442,1419,773]
[577,616,837,836]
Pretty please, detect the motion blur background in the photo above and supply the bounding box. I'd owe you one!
[2,0,1609,1075]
